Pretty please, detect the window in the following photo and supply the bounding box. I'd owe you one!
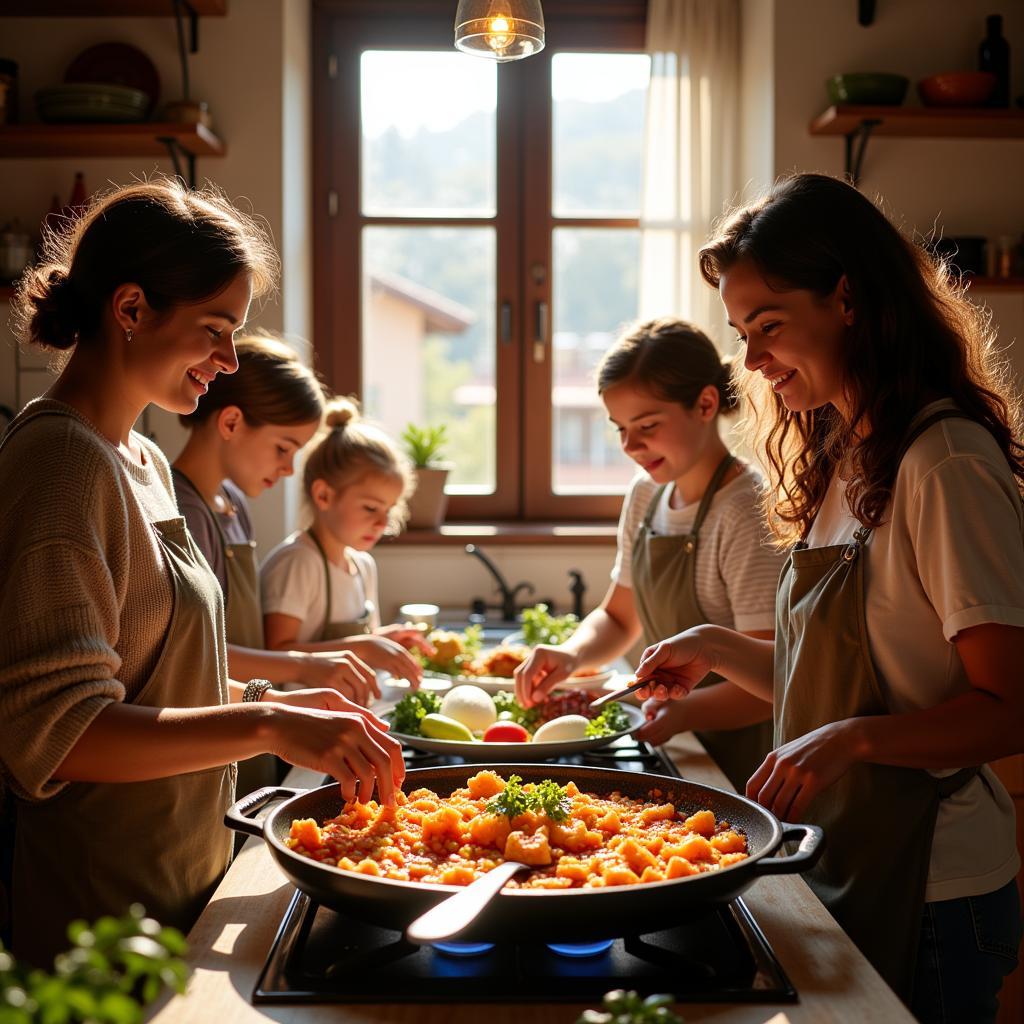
[314,1,648,522]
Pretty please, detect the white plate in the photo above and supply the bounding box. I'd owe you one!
[385,702,645,761]
[426,666,615,694]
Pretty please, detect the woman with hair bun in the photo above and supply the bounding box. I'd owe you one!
[514,317,785,790]
[0,179,403,966]
[173,332,385,709]
[261,397,432,675]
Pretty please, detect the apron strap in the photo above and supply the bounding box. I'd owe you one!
[691,453,737,535]
[172,469,235,604]
[305,528,335,641]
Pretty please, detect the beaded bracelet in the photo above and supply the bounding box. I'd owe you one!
[241,678,273,703]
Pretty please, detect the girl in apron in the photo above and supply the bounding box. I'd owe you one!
[635,173,1023,1022]
[172,333,382,709]
[0,179,403,967]
[261,397,434,677]
[515,318,786,791]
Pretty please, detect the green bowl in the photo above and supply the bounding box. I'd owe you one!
[826,73,909,106]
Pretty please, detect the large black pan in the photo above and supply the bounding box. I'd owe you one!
[226,763,823,943]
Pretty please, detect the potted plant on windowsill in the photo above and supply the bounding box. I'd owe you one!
[402,423,451,530]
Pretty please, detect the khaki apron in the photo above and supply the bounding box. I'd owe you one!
[306,528,372,641]
[8,412,234,966]
[774,407,979,1003]
[172,470,264,649]
[173,471,276,797]
[632,454,773,791]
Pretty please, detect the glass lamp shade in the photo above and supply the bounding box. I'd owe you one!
[454,0,545,62]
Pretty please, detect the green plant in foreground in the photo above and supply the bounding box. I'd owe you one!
[401,423,449,468]
[577,989,684,1024]
[0,904,189,1024]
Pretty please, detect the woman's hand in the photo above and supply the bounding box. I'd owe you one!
[376,623,436,658]
[633,628,717,700]
[514,645,580,707]
[298,651,380,705]
[338,634,423,688]
[634,698,691,746]
[264,688,405,804]
[746,720,859,822]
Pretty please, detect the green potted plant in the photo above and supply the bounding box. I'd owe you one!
[401,423,451,530]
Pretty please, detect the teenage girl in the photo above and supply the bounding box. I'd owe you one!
[261,398,432,672]
[635,173,1023,1020]
[172,333,385,706]
[0,180,402,966]
[514,318,786,791]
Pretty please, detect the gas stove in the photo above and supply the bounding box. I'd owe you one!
[253,738,796,1005]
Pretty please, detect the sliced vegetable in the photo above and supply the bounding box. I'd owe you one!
[482,721,530,743]
[585,702,630,738]
[420,713,475,742]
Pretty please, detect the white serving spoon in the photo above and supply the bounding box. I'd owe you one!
[405,860,530,944]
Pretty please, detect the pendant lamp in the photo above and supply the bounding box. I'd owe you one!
[454,0,545,62]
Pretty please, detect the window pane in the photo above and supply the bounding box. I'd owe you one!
[552,53,650,217]
[551,228,639,493]
[362,226,496,493]
[361,51,496,216]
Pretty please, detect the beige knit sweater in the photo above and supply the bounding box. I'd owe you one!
[0,400,179,801]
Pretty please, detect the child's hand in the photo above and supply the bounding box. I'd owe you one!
[298,651,380,705]
[376,622,436,658]
[341,634,423,688]
[634,697,691,746]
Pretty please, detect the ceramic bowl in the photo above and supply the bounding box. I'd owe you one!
[826,72,909,106]
[917,72,995,108]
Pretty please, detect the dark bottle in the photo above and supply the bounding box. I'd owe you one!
[979,14,1010,107]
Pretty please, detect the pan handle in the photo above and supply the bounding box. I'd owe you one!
[224,786,307,836]
[752,822,825,876]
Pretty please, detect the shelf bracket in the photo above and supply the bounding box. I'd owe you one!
[844,118,881,186]
[157,136,196,188]
[858,0,876,26]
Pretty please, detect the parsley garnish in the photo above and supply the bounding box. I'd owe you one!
[492,690,541,730]
[390,691,442,736]
[584,702,629,738]
[485,774,571,822]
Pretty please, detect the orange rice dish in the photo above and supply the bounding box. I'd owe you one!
[286,770,749,889]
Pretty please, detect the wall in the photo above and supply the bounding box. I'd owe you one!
[771,0,1024,381]
[0,0,312,550]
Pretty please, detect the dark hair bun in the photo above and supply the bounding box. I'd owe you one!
[17,264,80,351]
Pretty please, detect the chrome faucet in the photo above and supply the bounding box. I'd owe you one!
[465,544,535,622]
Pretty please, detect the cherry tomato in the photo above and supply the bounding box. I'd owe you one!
[482,722,530,743]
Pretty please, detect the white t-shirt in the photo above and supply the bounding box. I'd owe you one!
[807,400,1022,901]
[260,531,381,642]
[612,465,785,633]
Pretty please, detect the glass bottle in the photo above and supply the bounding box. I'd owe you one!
[979,14,1010,107]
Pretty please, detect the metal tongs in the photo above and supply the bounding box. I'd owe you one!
[588,676,648,709]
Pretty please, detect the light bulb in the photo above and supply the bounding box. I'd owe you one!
[454,0,545,62]
[486,15,513,53]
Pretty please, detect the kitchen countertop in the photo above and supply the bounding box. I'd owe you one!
[148,732,915,1023]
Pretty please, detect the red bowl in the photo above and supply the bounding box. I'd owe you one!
[918,71,995,107]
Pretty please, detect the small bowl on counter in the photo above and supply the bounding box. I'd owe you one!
[918,72,995,108]
[826,72,909,106]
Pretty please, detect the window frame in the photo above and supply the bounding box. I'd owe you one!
[313,0,647,524]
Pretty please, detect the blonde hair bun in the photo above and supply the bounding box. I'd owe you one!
[324,396,360,431]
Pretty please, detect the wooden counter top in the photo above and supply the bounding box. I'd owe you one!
[148,734,914,1023]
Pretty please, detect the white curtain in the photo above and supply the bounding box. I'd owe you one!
[639,0,741,350]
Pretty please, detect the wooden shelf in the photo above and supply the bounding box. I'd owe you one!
[810,105,1024,138]
[0,1,227,14]
[0,122,224,159]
